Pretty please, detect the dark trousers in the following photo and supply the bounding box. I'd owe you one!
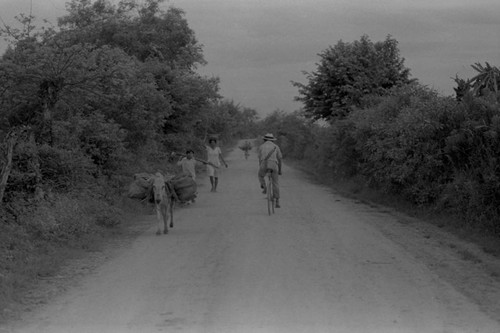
[258,161,280,199]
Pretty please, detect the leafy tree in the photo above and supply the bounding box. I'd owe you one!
[58,0,205,69]
[293,35,412,121]
[1,37,155,142]
[0,8,163,196]
[58,0,219,147]
[161,70,220,135]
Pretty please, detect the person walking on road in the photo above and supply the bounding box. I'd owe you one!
[257,133,283,208]
[206,138,228,192]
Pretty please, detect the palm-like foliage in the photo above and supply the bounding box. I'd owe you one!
[452,75,471,101]
[469,62,500,97]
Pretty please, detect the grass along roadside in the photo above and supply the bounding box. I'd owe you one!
[0,191,153,325]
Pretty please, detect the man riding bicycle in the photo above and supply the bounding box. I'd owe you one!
[257,133,283,208]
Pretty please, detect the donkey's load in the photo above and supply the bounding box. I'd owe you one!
[127,172,197,204]
[127,173,152,199]
[170,175,197,202]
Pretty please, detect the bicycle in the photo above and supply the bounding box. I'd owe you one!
[265,169,275,215]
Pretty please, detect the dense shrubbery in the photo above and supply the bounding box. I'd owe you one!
[261,81,500,235]
[349,84,455,204]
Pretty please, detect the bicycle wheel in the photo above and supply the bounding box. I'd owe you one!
[267,174,274,215]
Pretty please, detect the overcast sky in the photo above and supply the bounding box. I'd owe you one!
[1,0,499,116]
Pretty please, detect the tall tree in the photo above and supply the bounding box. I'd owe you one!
[58,0,205,69]
[293,35,412,121]
[58,0,219,143]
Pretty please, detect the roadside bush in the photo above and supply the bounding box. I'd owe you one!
[324,120,360,178]
[349,84,457,204]
[4,140,96,203]
[21,196,94,242]
[439,171,500,234]
[38,145,96,190]
[77,114,127,176]
[85,199,123,229]
[14,192,123,243]
[6,141,41,197]
[0,217,35,310]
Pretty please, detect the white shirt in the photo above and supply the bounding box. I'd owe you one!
[206,146,222,167]
[177,157,196,179]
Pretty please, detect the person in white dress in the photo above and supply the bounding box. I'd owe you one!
[206,138,228,192]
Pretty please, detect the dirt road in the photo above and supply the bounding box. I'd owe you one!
[4,142,500,333]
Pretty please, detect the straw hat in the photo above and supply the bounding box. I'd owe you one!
[263,133,277,141]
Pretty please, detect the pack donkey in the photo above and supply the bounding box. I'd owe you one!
[150,172,177,235]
